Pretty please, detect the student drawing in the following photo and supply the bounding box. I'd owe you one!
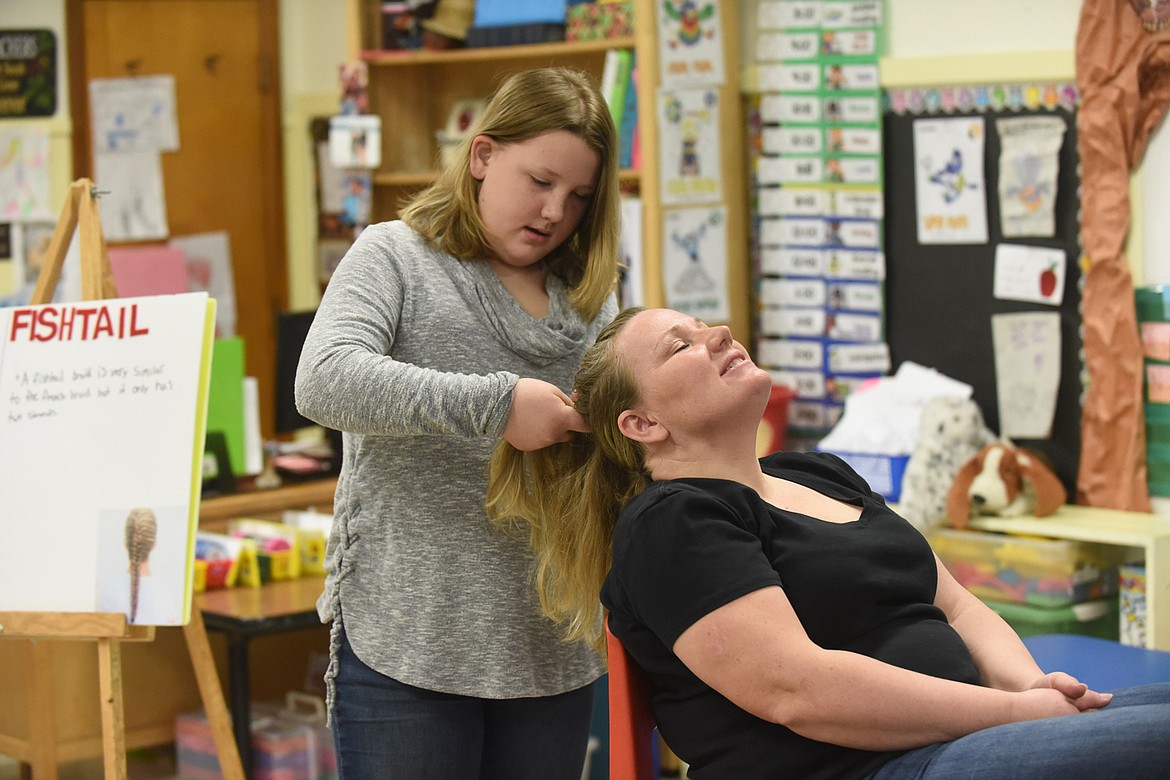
[663,0,716,47]
[670,222,716,294]
[928,149,976,203]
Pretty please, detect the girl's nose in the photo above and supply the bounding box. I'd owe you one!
[542,195,565,223]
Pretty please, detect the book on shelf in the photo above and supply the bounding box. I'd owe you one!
[619,59,639,169]
[600,47,633,130]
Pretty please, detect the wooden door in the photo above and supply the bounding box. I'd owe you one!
[67,0,287,438]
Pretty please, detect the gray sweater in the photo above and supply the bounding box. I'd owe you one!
[295,221,614,703]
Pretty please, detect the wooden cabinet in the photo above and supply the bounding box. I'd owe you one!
[349,0,751,338]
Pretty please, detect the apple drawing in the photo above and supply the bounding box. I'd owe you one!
[1039,263,1059,297]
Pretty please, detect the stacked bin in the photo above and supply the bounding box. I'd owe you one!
[926,528,1130,639]
[1136,285,1170,496]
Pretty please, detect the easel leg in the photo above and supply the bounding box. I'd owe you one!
[25,641,58,780]
[95,639,128,780]
[183,612,246,780]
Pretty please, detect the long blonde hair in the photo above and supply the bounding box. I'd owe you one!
[400,66,620,322]
[487,307,649,650]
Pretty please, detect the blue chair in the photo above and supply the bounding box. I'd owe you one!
[1023,634,1170,690]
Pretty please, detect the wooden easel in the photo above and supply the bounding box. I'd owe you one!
[0,180,244,780]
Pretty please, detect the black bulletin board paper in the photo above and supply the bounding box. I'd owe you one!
[882,105,1082,496]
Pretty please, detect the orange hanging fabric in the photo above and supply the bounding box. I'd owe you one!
[1075,0,1170,509]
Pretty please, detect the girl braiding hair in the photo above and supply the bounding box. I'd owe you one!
[486,306,648,650]
[401,66,620,322]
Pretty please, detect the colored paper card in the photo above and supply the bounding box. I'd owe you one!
[993,243,1066,306]
[761,247,825,276]
[758,156,823,186]
[821,1,882,28]
[761,93,821,123]
[828,281,883,311]
[758,337,824,370]
[658,88,723,205]
[769,369,827,400]
[761,307,828,338]
[824,63,879,92]
[758,0,822,29]
[824,95,880,124]
[825,157,880,185]
[827,311,882,342]
[757,31,820,61]
[760,277,827,307]
[832,190,884,219]
[827,218,881,248]
[913,116,989,244]
[827,249,885,280]
[758,187,830,217]
[759,63,821,93]
[827,127,881,155]
[0,292,214,624]
[828,342,890,374]
[662,206,730,321]
[763,126,824,155]
[206,336,248,476]
[820,28,878,58]
[991,311,1061,439]
[108,244,190,298]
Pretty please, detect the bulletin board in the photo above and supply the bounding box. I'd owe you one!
[882,95,1082,495]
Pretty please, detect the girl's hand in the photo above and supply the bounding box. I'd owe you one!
[1028,672,1113,712]
[503,378,589,451]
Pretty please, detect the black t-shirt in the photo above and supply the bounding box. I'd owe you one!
[600,452,981,780]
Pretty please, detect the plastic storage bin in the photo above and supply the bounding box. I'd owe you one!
[821,451,909,502]
[176,694,336,780]
[927,528,1127,607]
[988,598,1120,641]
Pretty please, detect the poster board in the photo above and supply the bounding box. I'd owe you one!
[882,93,1082,495]
[0,291,216,625]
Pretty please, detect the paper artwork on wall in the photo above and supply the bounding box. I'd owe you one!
[657,0,725,87]
[0,126,52,222]
[658,87,722,205]
[996,115,1066,238]
[993,243,1066,306]
[662,205,729,321]
[991,311,1061,439]
[913,116,988,245]
[95,149,170,241]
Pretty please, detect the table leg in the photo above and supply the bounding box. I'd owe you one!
[226,633,253,780]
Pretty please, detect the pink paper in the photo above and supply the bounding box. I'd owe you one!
[108,245,190,297]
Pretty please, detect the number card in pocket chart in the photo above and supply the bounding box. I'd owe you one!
[0,292,215,625]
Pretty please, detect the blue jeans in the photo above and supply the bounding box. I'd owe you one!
[867,683,1170,779]
[331,627,595,780]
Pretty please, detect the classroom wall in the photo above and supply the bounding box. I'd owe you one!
[9,2,1165,301]
[0,0,349,311]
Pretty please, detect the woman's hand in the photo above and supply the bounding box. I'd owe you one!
[1027,672,1114,712]
[503,378,589,451]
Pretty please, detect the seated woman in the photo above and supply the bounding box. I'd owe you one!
[487,306,1170,780]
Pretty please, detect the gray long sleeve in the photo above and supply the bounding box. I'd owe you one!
[296,221,615,702]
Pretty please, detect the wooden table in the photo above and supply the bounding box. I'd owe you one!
[196,576,327,778]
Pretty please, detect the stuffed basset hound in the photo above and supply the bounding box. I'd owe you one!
[945,442,1067,529]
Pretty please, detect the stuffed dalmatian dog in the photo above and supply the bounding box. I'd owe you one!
[897,396,998,531]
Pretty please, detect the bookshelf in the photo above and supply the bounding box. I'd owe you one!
[348,0,751,338]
